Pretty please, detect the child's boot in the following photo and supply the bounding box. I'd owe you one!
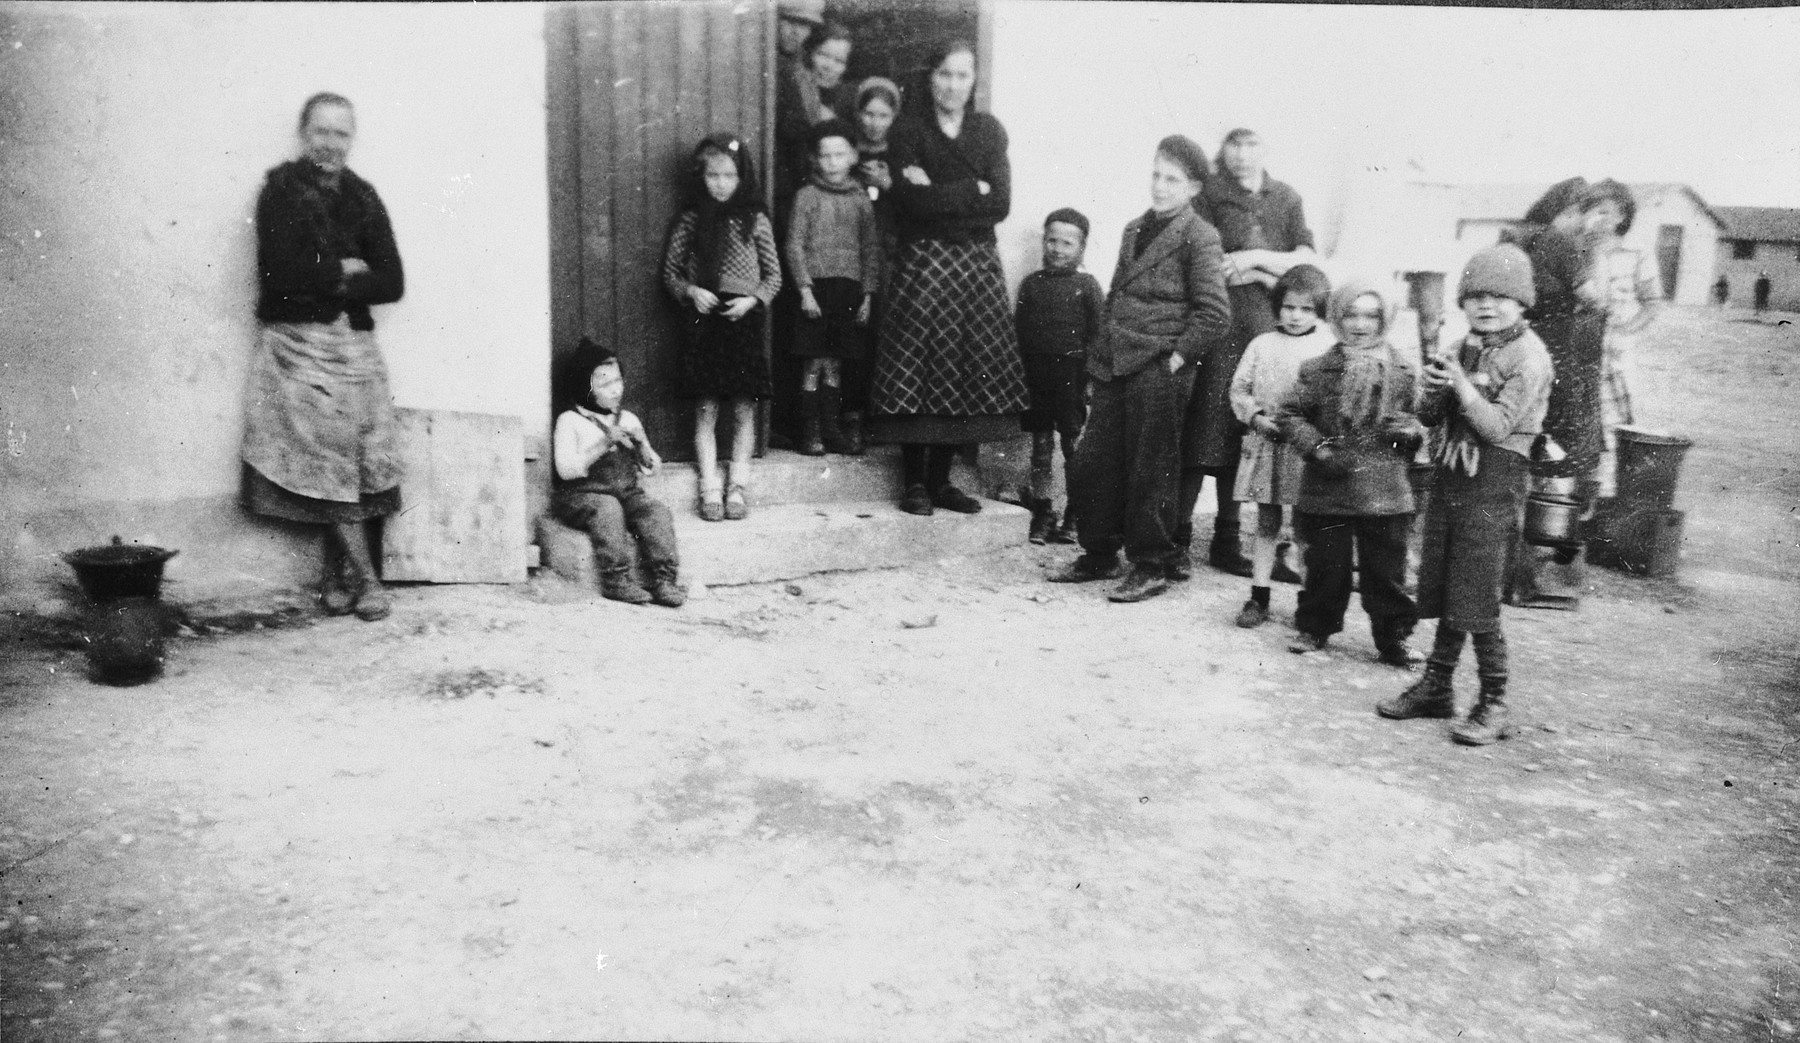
[1376,664,1456,719]
[601,567,653,605]
[798,389,825,456]
[819,385,854,455]
[1027,497,1054,545]
[1452,631,1514,744]
[1048,502,1078,544]
[839,411,866,455]
[649,564,687,608]
[1270,540,1303,584]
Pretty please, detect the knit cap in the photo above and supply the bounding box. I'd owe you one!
[1458,244,1536,308]
[1044,207,1090,239]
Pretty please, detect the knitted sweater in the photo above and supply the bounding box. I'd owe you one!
[885,111,1011,245]
[662,210,782,306]
[1015,267,1104,357]
[255,160,404,331]
[1419,326,1554,463]
[785,177,881,293]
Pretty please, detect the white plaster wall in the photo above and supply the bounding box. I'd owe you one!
[0,2,549,604]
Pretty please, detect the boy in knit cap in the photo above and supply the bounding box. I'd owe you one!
[1015,207,1105,543]
[1377,244,1553,744]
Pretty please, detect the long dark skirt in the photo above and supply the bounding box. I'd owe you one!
[1416,450,1529,633]
[868,238,1027,445]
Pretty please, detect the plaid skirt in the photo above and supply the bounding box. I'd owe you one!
[870,239,1028,421]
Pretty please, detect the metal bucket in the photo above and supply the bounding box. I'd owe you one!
[63,537,178,602]
[1524,494,1583,547]
[1614,426,1692,514]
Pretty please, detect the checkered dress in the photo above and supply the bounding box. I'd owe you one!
[869,239,1028,419]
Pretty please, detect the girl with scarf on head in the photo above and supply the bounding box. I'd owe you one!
[1377,245,1554,746]
[1277,280,1424,666]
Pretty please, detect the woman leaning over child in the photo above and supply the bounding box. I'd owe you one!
[662,132,782,522]
[1227,263,1336,628]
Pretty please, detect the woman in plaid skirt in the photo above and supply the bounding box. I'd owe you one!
[867,40,1028,516]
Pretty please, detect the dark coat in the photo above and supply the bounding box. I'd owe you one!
[885,111,1011,245]
[1087,204,1230,381]
[1279,344,1421,516]
[255,160,403,331]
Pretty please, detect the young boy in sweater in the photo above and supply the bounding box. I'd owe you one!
[1377,244,1554,744]
[1015,207,1105,543]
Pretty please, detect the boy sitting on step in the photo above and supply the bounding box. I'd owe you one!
[551,338,686,607]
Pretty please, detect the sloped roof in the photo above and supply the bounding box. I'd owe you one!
[1434,181,1722,231]
[1717,206,1800,243]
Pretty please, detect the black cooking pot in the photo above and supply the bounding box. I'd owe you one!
[63,537,179,602]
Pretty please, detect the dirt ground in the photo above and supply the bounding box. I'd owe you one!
[4,307,1798,1043]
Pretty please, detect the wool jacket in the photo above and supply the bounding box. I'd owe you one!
[885,111,1011,245]
[662,211,783,307]
[1418,326,1554,463]
[1279,343,1421,516]
[1015,267,1105,357]
[1087,203,1230,381]
[255,160,404,331]
[785,177,881,293]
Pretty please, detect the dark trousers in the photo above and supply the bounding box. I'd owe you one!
[552,488,678,576]
[1072,362,1194,569]
[1175,463,1240,551]
[1295,511,1416,646]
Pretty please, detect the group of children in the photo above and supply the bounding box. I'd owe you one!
[551,125,1558,746]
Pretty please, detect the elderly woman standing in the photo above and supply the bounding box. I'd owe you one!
[868,40,1028,515]
[1181,128,1318,578]
[242,92,405,621]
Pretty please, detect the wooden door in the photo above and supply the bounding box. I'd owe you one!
[1656,224,1683,301]
[547,1,774,462]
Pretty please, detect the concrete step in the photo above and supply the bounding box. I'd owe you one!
[640,439,1038,509]
[539,497,1031,590]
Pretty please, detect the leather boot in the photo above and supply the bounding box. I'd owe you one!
[798,389,824,456]
[1027,497,1053,545]
[1376,664,1456,719]
[839,411,866,455]
[1452,683,1513,745]
[1048,502,1078,544]
[601,568,653,605]
[649,564,687,608]
[819,385,854,455]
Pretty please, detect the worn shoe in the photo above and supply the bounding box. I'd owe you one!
[1108,565,1171,603]
[932,485,983,514]
[1168,545,1194,582]
[1451,691,1514,745]
[1376,641,1425,670]
[1047,513,1079,545]
[899,483,934,516]
[724,484,749,521]
[1027,502,1054,545]
[821,416,856,456]
[838,412,866,456]
[1210,542,1254,578]
[650,567,687,608]
[1047,553,1122,583]
[1234,599,1269,629]
[799,417,825,456]
[699,488,725,522]
[601,572,654,605]
[1376,667,1456,719]
[352,580,392,621]
[1288,631,1328,654]
[320,558,357,616]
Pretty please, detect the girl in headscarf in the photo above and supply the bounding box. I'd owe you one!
[1278,280,1424,665]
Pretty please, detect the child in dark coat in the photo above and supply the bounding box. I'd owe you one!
[1377,244,1553,745]
[1015,207,1105,544]
[1278,280,1423,665]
